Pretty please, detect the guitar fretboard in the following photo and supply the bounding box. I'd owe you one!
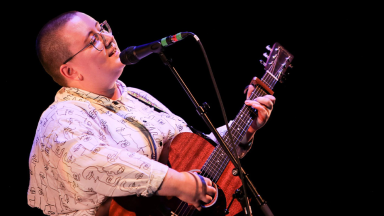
[200,47,287,182]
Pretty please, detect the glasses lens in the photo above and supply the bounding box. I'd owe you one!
[90,21,111,51]
[91,34,104,51]
[101,21,111,33]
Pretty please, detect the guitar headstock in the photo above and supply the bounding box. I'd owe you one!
[260,42,294,83]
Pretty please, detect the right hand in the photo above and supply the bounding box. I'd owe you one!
[156,169,217,211]
[176,171,216,211]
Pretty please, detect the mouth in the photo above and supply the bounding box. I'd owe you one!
[109,47,117,57]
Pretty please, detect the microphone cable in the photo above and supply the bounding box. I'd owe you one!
[190,33,252,216]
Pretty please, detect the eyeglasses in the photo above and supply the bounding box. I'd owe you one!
[63,20,112,64]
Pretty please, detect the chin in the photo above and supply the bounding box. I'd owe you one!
[109,56,125,71]
[113,65,125,79]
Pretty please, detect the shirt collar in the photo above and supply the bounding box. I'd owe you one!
[56,80,128,112]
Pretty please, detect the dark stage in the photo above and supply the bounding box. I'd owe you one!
[7,2,381,216]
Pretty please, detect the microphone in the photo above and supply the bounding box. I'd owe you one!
[120,32,194,65]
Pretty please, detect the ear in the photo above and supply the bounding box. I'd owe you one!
[60,64,83,81]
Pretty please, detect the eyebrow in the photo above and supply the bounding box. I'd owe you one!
[83,21,99,43]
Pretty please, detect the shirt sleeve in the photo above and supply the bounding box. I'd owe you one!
[39,102,169,198]
[205,122,232,146]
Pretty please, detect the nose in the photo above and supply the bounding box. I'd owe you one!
[101,31,115,49]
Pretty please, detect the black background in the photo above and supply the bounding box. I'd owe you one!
[6,2,381,216]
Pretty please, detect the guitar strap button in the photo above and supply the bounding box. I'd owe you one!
[232,168,239,176]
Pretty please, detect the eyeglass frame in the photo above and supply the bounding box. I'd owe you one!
[63,20,112,64]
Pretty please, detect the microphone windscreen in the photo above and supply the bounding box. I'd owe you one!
[119,46,139,65]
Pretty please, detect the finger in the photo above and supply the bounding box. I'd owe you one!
[244,99,259,106]
[253,96,275,109]
[245,100,268,111]
[194,204,202,211]
[246,96,275,106]
[207,185,217,197]
[202,194,213,204]
[203,177,212,187]
[265,94,276,100]
[246,85,255,99]
[255,98,274,110]
[256,95,276,104]
[250,103,270,116]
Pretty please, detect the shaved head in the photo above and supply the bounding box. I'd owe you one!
[36,11,79,86]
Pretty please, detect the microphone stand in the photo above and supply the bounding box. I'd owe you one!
[158,51,274,216]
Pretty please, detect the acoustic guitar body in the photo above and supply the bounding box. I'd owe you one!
[110,132,244,216]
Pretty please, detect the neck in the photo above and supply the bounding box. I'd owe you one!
[110,84,121,100]
[96,83,120,99]
[68,81,120,99]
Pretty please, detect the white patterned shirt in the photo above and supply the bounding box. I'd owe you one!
[27,80,231,216]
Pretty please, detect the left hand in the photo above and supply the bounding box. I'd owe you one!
[244,85,276,134]
[234,84,276,158]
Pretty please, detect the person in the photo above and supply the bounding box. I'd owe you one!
[28,11,276,216]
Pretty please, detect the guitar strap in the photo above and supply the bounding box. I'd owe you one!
[127,90,218,146]
[127,90,166,113]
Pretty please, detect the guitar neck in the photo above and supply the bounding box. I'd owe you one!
[200,74,276,182]
[200,43,294,182]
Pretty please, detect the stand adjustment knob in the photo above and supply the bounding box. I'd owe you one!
[202,102,210,112]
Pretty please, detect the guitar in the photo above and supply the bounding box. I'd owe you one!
[109,42,294,216]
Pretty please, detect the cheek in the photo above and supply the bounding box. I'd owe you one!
[76,49,124,74]
[85,53,109,69]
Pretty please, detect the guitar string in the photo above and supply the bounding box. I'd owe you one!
[180,204,193,216]
[178,68,282,216]
[174,145,234,214]
[173,143,237,214]
[178,82,268,213]
[204,94,261,178]
[173,203,184,215]
[180,88,265,216]
[174,49,284,215]
[182,205,194,216]
[198,72,276,214]
[184,204,197,216]
[174,110,251,215]
[174,108,249,215]
[197,75,271,208]
[203,48,285,214]
[175,90,271,216]
[204,118,245,181]
[175,193,195,215]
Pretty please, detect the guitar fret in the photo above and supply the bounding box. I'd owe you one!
[266,70,278,81]
[201,44,293,189]
[201,89,264,180]
[201,50,289,182]
[201,113,251,181]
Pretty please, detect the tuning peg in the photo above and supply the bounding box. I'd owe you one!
[289,64,293,68]
[259,60,266,66]
[263,52,269,58]
[266,45,272,51]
